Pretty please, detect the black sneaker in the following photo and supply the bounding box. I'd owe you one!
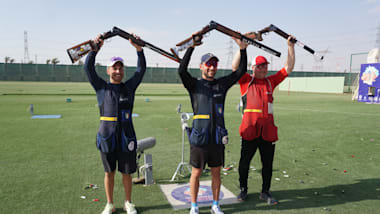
[237,190,248,201]
[259,191,278,205]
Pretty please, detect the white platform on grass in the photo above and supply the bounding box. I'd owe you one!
[159,180,238,210]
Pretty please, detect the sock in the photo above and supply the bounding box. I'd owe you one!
[212,200,219,206]
[191,202,198,208]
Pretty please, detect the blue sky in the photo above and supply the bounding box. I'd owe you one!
[1,0,380,72]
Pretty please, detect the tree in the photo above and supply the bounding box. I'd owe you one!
[4,57,15,64]
[28,60,34,64]
[51,58,60,65]
[46,59,51,64]
[95,62,102,66]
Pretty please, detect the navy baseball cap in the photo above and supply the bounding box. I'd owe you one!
[200,53,219,64]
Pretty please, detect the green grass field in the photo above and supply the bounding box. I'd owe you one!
[0,81,379,214]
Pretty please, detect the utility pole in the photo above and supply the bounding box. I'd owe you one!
[24,31,30,63]
[225,39,234,69]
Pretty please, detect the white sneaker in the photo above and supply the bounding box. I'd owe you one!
[211,205,224,214]
[124,201,137,214]
[190,206,199,214]
[101,203,115,214]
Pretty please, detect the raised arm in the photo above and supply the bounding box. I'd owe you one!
[232,50,241,72]
[126,34,146,91]
[232,32,256,72]
[284,35,296,74]
[220,37,248,89]
[84,35,106,91]
[178,47,196,91]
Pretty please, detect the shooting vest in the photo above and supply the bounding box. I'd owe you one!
[96,83,137,153]
[239,77,278,142]
[189,79,228,146]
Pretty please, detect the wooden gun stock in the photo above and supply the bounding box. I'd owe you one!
[176,24,214,46]
[66,31,117,63]
[171,24,215,58]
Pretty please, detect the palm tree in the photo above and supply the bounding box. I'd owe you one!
[51,58,60,65]
[5,56,10,63]
[46,59,51,64]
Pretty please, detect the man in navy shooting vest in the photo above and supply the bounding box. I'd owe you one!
[178,34,248,214]
[84,33,145,214]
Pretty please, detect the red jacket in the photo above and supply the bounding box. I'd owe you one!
[238,68,288,142]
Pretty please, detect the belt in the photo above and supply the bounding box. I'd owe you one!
[244,109,263,113]
[193,114,210,119]
[100,116,118,121]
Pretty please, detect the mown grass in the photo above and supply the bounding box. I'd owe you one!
[0,81,379,214]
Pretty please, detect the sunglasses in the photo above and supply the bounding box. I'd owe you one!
[205,60,218,68]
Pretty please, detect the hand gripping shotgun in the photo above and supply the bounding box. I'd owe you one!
[171,20,281,58]
[170,22,215,59]
[258,24,324,60]
[66,30,118,63]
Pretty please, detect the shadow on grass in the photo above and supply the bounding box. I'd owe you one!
[220,178,380,213]
[111,203,172,213]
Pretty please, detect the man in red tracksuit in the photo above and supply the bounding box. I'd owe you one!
[232,35,295,205]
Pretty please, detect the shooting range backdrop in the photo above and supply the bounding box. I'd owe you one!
[0,63,357,88]
[357,63,380,103]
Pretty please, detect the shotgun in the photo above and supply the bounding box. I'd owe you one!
[112,26,181,63]
[211,20,281,57]
[258,24,324,60]
[172,21,281,58]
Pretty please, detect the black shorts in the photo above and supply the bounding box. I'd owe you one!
[100,151,137,174]
[190,144,225,169]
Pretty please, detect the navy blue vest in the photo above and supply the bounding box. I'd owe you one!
[96,83,137,153]
[189,79,228,146]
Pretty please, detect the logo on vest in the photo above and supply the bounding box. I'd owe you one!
[218,107,223,115]
[128,141,135,151]
[120,97,129,102]
[222,136,228,145]
[125,112,129,120]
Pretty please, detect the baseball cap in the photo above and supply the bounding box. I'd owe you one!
[107,56,124,67]
[200,53,219,64]
[252,56,269,66]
